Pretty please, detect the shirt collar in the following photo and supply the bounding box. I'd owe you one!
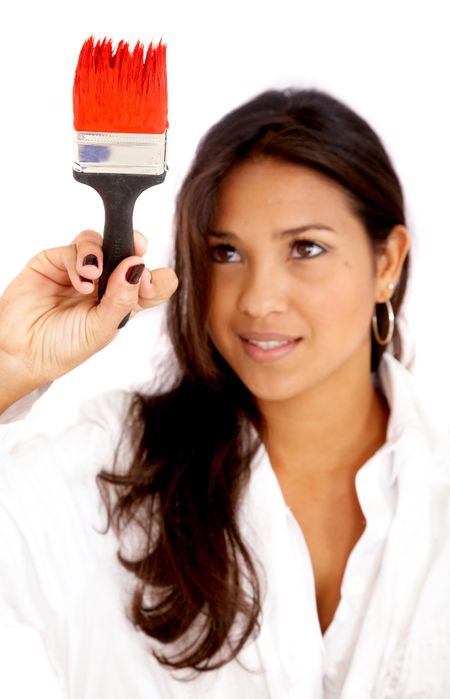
[375,352,419,441]
[250,352,427,488]
[372,352,441,486]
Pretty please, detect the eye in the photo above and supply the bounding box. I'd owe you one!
[290,239,326,259]
[209,243,242,263]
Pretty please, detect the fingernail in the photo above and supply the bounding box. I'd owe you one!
[83,254,98,267]
[126,264,145,285]
[117,312,131,329]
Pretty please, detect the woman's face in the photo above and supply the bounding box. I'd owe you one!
[206,156,385,404]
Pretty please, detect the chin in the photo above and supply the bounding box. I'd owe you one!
[217,335,371,404]
[234,372,305,404]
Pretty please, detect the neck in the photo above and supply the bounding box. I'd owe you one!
[258,354,390,496]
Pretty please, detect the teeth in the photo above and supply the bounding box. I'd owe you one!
[247,339,291,350]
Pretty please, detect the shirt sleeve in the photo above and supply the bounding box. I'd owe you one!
[0,383,55,452]
[0,383,53,425]
[0,623,66,699]
[0,387,135,634]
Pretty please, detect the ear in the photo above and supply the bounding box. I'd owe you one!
[374,225,410,301]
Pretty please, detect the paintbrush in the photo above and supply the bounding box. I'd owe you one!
[72,36,168,328]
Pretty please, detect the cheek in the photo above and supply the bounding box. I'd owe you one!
[303,269,375,333]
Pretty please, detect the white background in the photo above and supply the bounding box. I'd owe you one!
[0,0,449,695]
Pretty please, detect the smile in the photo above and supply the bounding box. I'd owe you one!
[239,334,302,362]
[246,339,291,350]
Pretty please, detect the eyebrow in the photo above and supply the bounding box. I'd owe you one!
[207,224,336,240]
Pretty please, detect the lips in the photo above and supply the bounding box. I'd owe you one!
[239,331,301,342]
[238,331,302,362]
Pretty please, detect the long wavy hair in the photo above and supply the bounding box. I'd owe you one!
[98,88,411,673]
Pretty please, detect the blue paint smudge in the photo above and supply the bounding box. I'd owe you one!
[79,145,112,162]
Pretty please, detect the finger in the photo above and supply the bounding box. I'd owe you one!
[61,245,98,295]
[133,230,148,257]
[73,230,104,280]
[137,267,179,307]
[28,245,95,295]
[74,230,147,281]
[70,229,103,247]
[89,256,149,334]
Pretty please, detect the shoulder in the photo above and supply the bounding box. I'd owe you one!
[380,353,449,442]
[76,387,136,441]
[378,353,450,478]
[0,387,138,498]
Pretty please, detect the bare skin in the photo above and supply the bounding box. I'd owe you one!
[207,156,410,632]
[273,391,390,632]
[0,229,178,412]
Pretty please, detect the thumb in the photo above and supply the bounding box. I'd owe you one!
[89,256,147,337]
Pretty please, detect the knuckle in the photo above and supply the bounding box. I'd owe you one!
[163,271,179,295]
[102,288,137,310]
[133,230,148,250]
[72,229,103,246]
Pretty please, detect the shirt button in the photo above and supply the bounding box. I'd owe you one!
[345,576,366,596]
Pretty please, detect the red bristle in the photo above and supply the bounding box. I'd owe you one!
[73,37,168,134]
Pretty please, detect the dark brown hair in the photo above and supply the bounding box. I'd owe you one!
[98,88,411,673]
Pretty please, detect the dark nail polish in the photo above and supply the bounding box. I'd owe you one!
[126,264,145,285]
[83,254,98,267]
[117,312,131,329]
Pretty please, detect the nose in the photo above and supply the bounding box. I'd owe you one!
[237,262,289,318]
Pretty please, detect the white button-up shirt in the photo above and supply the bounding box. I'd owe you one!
[0,352,449,698]
[318,435,397,695]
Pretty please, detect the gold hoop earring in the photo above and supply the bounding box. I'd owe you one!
[372,297,395,346]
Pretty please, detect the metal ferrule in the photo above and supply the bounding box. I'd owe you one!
[73,131,168,175]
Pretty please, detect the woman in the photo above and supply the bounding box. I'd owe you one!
[0,88,449,699]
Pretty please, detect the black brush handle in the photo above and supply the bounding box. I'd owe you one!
[73,171,166,302]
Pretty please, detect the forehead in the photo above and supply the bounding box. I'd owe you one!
[215,157,357,224]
